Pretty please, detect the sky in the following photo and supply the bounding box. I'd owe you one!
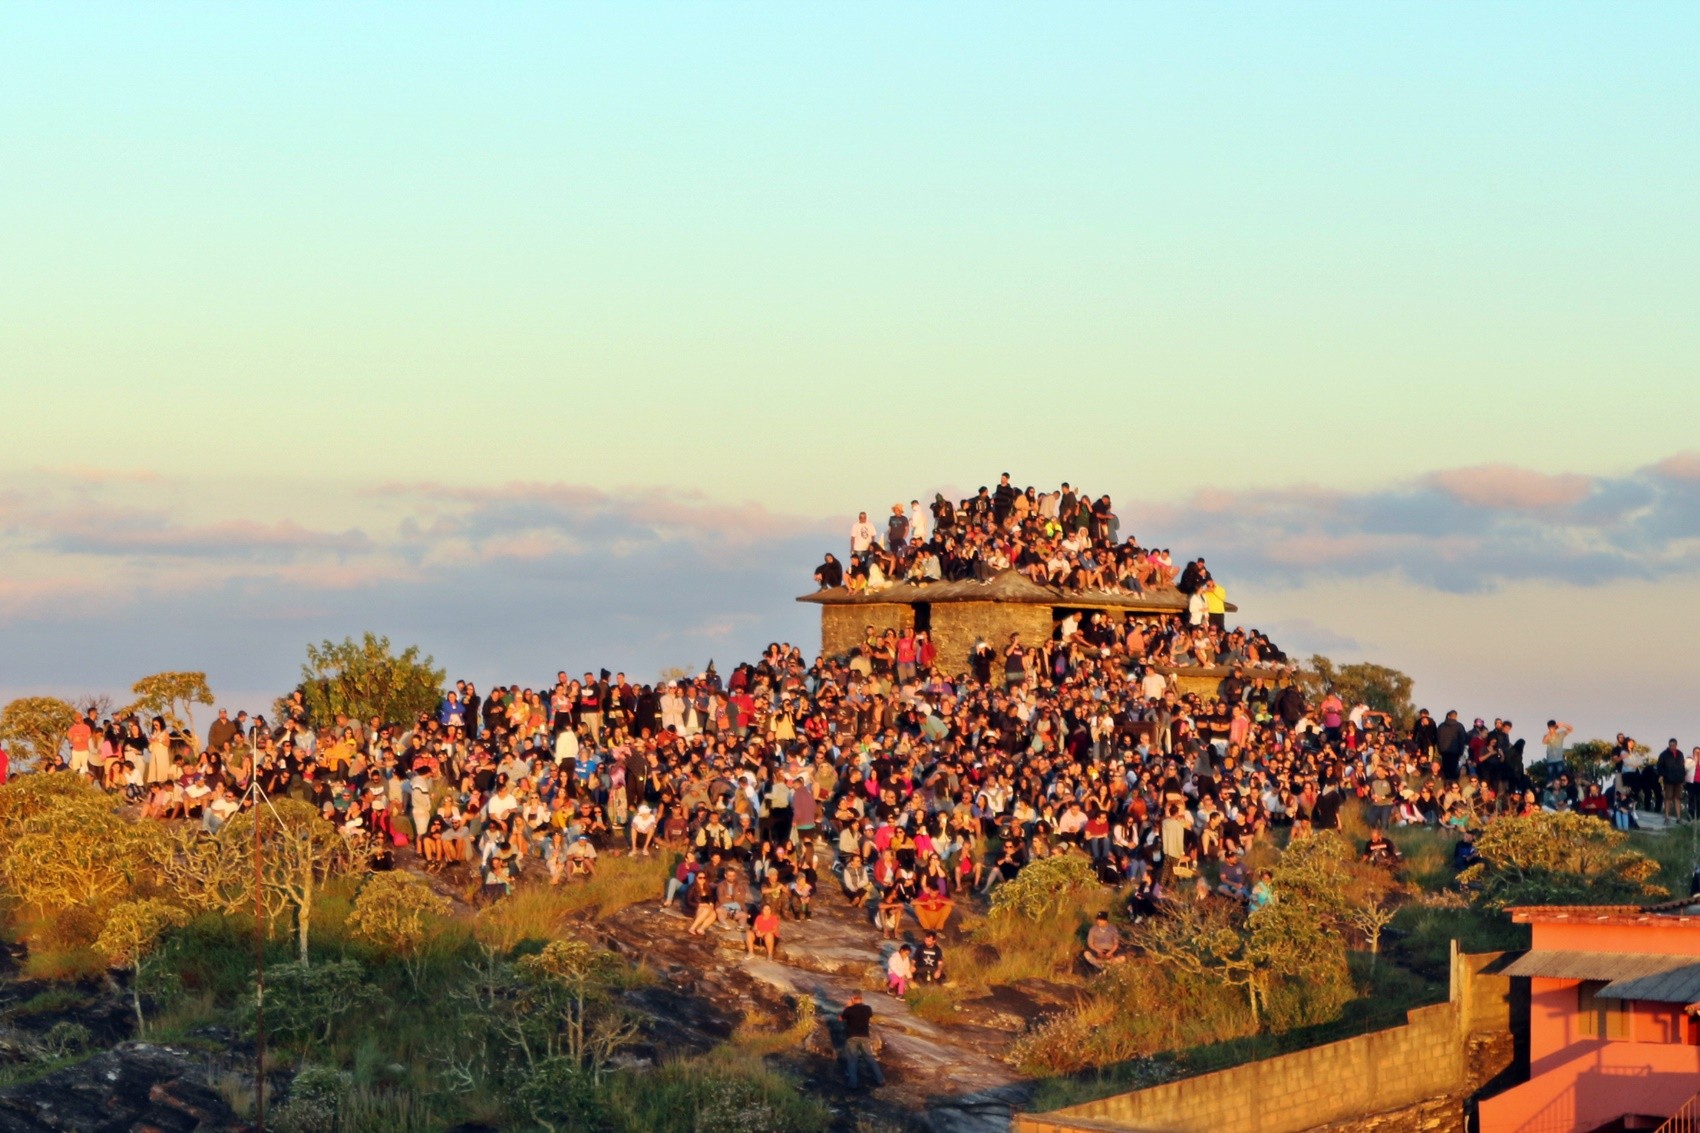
[2,3,1698,743]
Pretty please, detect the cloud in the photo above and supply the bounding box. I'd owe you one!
[1648,452,1700,482]
[1425,464,1591,512]
[1126,455,1700,593]
[6,456,1700,710]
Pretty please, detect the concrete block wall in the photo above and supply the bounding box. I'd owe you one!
[1017,1000,1465,1133]
[1016,951,1516,1133]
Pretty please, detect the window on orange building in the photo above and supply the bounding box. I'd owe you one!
[1577,982,1631,1040]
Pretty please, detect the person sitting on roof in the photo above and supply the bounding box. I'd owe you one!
[814,553,844,590]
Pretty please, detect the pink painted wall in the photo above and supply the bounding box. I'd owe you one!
[1528,918,1700,957]
[1481,919,1700,1132]
[1479,1040,1700,1132]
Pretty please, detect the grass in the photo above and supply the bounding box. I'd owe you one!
[732,993,818,1055]
[1629,825,1700,897]
[948,885,1109,995]
[5,986,95,1020]
[1383,825,1457,893]
[600,1047,831,1133]
[903,984,958,1025]
[472,851,673,952]
[1388,899,1527,980]
[1028,1057,1180,1114]
[1024,949,1441,1113]
[19,944,104,982]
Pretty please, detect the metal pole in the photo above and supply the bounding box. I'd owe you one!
[252,778,266,1133]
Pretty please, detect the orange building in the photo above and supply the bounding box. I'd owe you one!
[1480,901,1700,1133]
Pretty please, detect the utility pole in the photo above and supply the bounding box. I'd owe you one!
[246,775,267,1133]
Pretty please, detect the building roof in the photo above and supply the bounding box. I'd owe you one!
[1499,950,1700,1004]
[1508,904,1700,928]
[799,569,1235,613]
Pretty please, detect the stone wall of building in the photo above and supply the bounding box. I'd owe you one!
[819,602,913,659]
[929,601,1055,681]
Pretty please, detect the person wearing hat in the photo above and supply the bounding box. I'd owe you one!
[630,802,658,855]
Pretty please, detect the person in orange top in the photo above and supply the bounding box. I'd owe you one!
[67,714,95,776]
[746,902,780,959]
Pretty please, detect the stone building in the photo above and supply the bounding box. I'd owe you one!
[798,569,1238,695]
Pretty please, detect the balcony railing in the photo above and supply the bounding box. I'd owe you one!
[1654,1089,1700,1133]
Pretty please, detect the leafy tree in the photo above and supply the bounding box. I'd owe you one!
[122,672,214,743]
[442,941,637,1106]
[0,696,79,768]
[96,898,189,1034]
[347,871,452,989]
[239,959,376,1048]
[1129,895,1350,1027]
[512,940,639,1079]
[294,633,445,727]
[224,799,366,963]
[1270,831,1400,961]
[1304,656,1416,729]
[1460,811,1666,909]
[989,852,1100,922]
[147,823,256,918]
[1564,739,1616,786]
[0,773,158,922]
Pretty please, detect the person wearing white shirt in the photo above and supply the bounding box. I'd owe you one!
[850,512,878,554]
[908,500,928,542]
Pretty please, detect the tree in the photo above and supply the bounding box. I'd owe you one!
[347,871,452,989]
[0,773,157,922]
[1564,739,1616,786]
[0,697,79,768]
[239,959,376,1048]
[224,799,366,963]
[122,672,214,743]
[1129,895,1350,1027]
[1460,811,1666,909]
[147,823,256,918]
[1303,656,1416,729]
[294,633,445,727]
[513,940,639,1080]
[96,898,189,1035]
[1270,831,1400,961]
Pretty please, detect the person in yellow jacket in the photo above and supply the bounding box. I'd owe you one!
[1204,580,1228,631]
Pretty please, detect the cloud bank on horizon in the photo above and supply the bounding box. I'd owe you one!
[3,454,1700,746]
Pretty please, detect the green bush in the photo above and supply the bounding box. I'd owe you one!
[989,853,1100,922]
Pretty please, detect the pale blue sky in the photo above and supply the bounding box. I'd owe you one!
[5,3,1697,504]
[2,4,1698,741]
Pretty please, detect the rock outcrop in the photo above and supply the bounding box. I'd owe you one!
[0,1042,246,1132]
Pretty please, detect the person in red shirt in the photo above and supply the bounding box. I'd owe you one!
[67,715,95,776]
[746,902,780,959]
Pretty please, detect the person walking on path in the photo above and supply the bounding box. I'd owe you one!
[840,991,884,1090]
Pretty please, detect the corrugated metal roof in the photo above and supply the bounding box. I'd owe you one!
[1597,964,1700,1004]
[1499,950,1700,1004]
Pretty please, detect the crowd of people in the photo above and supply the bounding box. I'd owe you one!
[12,474,1700,1089]
[816,474,1227,609]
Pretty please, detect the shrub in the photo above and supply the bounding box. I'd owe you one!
[237,959,377,1050]
[989,854,1100,922]
[1460,811,1666,909]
